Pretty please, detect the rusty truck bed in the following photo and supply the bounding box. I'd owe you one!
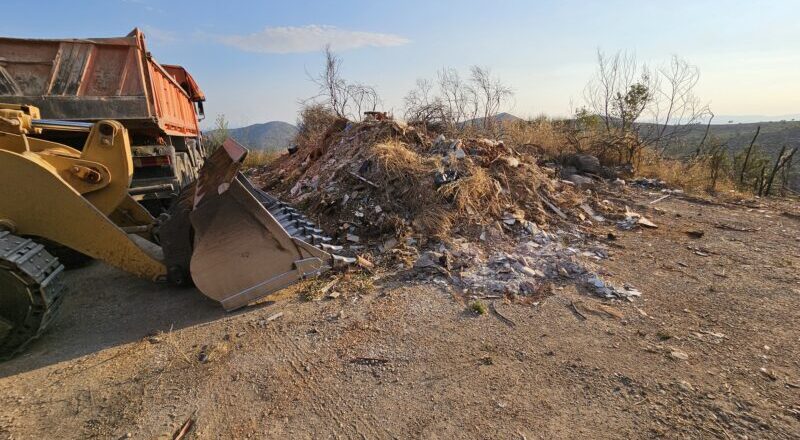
[0,28,203,137]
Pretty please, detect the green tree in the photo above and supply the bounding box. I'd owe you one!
[205,113,229,153]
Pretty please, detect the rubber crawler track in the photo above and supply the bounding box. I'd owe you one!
[0,231,65,360]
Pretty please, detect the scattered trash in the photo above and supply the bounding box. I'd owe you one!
[618,207,657,229]
[350,357,390,366]
[567,174,594,188]
[714,223,759,232]
[637,216,658,228]
[172,413,196,440]
[569,301,587,320]
[434,169,459,187]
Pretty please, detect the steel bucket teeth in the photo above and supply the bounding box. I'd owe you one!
[182,139,354,311]
[319,243,343,252]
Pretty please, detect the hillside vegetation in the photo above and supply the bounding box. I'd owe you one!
[206,121,298,152]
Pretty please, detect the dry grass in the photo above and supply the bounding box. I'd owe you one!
[636,149,739,195]
[439,162,499,217]
[243,150,280,168]
[501,119,573,158]
[370,140,433,180]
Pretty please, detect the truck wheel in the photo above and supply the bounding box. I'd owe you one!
[0,232,65,360]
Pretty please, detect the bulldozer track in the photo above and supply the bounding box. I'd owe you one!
[0,231,66,359]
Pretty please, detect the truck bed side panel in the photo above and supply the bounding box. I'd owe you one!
[0,33,199,137]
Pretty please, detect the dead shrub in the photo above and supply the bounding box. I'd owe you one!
[243,150,280,168]
[636,149,738,195]
[295,103,338,151]
[501,119,573,159]
[370,140,433,180]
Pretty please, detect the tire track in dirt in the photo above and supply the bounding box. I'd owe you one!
[282,324,393,439]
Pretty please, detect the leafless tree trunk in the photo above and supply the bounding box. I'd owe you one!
[765,146,797,196]
[739,125,761,184]
[695,111,714,157]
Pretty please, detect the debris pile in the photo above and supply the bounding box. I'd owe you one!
[252,116,644,303]
[257,118,578,247]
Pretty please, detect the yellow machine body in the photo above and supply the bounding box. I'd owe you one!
[0,103,348,358]
[0,106,165,280]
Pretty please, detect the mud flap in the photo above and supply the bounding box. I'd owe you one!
[166,139,349,311]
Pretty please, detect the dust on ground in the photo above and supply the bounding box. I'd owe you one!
[1,187,798,439]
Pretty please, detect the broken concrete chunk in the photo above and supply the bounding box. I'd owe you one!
[567,174,594,188]
[415,251,444,268]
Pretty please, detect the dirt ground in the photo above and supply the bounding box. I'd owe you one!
[1,187,798,439]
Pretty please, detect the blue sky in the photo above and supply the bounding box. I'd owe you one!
[3,0,799,127]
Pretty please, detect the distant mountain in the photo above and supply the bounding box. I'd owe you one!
[208,121,298,152]
[463,112,523,127]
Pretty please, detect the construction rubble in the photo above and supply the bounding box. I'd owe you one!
[250,117,645,304]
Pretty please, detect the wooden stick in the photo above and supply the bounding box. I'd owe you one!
[173,414,195,440]
[348,171,379,188]
[489,301,515,327]
[649,194,670,204]
[569,301,587,320]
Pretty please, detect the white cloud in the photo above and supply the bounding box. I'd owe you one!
[215,25,410,54]
[142,26,178,44]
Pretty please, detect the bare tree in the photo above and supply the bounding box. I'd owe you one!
[469,66,513,131]
[739,125,761,184]
[583,50,710,163]
[308,45,381,121]
[584,50,653,134]
[646,56,710,152]
[403,66,513,133]
[348,83,380,118]
[404,78,448,127]
[437,68,470,129]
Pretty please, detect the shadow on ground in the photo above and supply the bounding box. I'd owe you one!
[0,262,235,377]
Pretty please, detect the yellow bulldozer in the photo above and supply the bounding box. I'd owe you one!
[0,103,349,358]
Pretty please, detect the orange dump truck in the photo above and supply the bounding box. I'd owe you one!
[0,28,207,212]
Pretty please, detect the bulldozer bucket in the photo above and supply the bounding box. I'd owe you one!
[166,139,350,311]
